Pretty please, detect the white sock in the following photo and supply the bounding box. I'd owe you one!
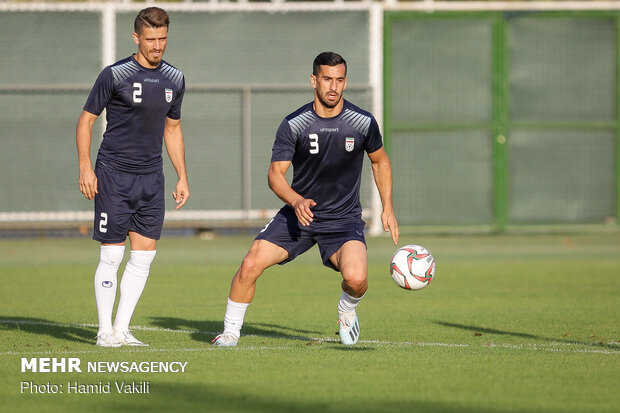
[113,250,156,333]
[94,245,125,333]
[338,291,365,317]
[223,298,250,339]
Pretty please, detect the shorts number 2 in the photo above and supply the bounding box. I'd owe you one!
[99,212,108,233]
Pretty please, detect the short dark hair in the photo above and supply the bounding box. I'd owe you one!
[313,52,347,76]
[134,7,169,35]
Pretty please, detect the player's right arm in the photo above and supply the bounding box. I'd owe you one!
[77,66,113,200]
[76,110,99,200]
[268,161,316,226]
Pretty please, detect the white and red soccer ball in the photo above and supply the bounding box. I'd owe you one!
[390,245,436,290]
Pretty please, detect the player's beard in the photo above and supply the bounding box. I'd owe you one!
[146,49,163,66]
[138,45,164,68]
[316,91,342,109]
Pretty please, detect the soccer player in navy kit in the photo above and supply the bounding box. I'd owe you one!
[213,52,398,346]
[76,7,189,347]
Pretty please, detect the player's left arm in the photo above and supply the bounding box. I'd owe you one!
[164,116,189,209]
[368,147,399,245]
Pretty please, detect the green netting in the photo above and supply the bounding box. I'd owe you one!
[508,17,616,122]
[386,12,618,227]
[391,131,493,225]
[508,129,616,223]
[116,11,370,85]
[0,12,101,214]
[0,12,101,86]
[0,93,94,212]
[163,91,244,210]
[387,16,495,225]
[506,15,617,224]
[388,17,493,125]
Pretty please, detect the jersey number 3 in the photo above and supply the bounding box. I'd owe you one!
[309,133,319,154]
[133,83,142,103]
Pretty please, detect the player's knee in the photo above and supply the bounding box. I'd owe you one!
[125,250,156,278]
[344,276,368,296]
[341,262,368,293]
[99,245,125,268]
[237,254,266,283]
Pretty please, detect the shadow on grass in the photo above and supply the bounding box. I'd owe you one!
[0,316,94,345]
[146,383,385,413]
[434,320,618,349]
[25,381,499,413]
[0,315,328,347]
[148,316,323,344]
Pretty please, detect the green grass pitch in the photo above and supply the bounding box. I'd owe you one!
[1,232,619,412]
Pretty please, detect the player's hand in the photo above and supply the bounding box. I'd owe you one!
[293,197,316,227]
[78,168,98,200]
[381,209,399,245]
[173,179,190,210]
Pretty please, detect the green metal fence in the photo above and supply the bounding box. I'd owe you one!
[384,11,620,230]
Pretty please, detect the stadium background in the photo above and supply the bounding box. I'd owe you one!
[0,1,618,234]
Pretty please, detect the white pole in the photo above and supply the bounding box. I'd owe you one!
[99,4,116,142]
[243,86,252,218]
[101,4,115,68]
[369,3,384,237]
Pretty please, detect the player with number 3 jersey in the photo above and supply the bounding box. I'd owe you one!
[212,52,399,347]
[76,7,189,348]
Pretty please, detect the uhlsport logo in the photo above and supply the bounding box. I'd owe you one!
[165,89,173,103]
[102,281,113,288]
[345,137,355,152]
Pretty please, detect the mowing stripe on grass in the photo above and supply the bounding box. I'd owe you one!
[1,319,618,355]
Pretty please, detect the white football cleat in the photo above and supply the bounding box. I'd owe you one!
[338,311,360,346]
[96,331,123,348]
[114,330,149,347]
[212,333,239,347]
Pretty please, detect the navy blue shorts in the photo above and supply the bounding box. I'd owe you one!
[93,161,165,243]
[255,206,366,271]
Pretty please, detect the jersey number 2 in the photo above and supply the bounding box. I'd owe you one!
[133,83,142,103]
[309,134,319,154]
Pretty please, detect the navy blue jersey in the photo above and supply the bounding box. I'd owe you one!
[271,99,383,221]
[83,55,185,173]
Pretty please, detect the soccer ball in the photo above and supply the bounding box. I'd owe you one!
[390,245,436,291]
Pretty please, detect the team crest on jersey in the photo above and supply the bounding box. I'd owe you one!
[345,137,355,152]
[165,89,173,103]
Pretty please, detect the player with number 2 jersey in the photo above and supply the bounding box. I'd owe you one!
[84,56,184,174]
[76,7,189,348]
